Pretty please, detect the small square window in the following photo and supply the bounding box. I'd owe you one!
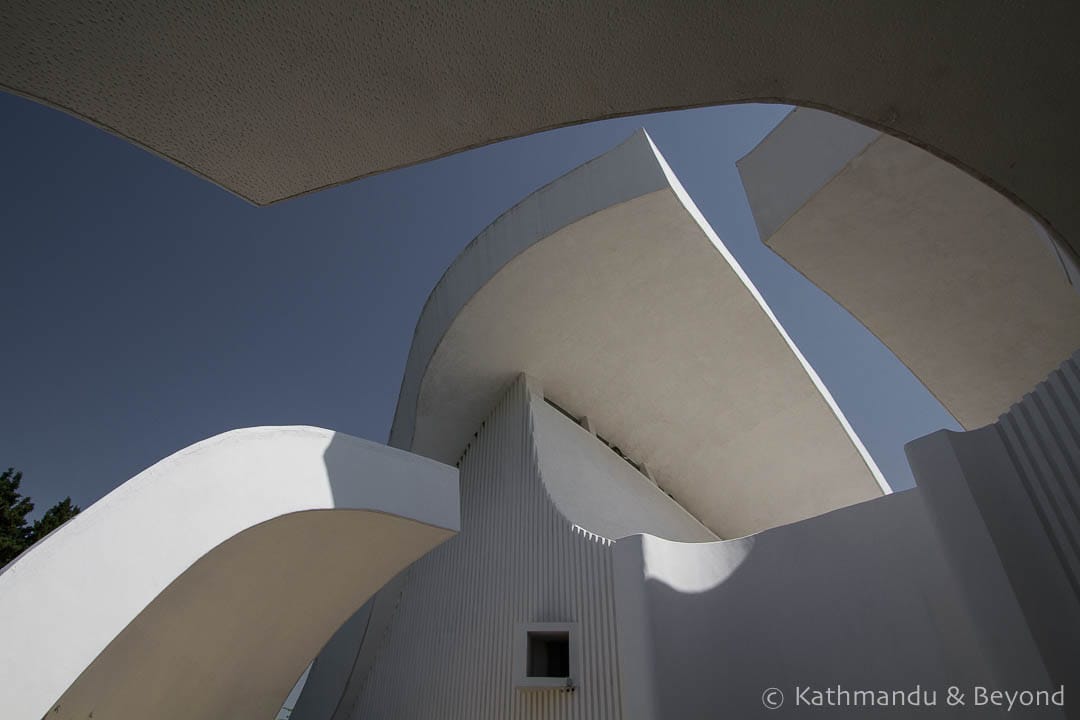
[514,622,578,690]
[527,631,570,678]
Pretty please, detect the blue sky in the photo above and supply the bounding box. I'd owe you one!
[0,91,959,516]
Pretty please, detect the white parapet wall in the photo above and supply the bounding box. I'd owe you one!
[0,426,458,720]
[906,350,1080,697]
[612,490,1056,719]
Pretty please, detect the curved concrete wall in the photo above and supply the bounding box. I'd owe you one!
[2,2,1077,279]
[0,426,458,720]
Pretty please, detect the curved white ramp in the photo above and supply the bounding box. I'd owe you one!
[0,426,458,720]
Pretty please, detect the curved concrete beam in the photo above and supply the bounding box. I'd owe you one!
[1,3,1077,267]
[391,129,885,539]
[0,426,458,720]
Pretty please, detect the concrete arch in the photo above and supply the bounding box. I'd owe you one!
[1,2,1076,267]
[0,426,458,720]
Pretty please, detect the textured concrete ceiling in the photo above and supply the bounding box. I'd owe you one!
[740,109,1080,430]
[2,2,1078,266]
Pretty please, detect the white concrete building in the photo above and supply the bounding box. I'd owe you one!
[286,131,887,718]
[285,134,1072,719]
[4,124,1078,719]
[4,5,1080,711]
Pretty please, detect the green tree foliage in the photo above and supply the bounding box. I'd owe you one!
[0,468,81,566]
[31,497,81,542]
[0,468,33,565]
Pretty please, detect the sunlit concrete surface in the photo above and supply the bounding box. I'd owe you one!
[2,2,1077,277]
[391,129,886,541]
[739,108,1080,429]
[0,426,458,720]
[612,490,1055,719]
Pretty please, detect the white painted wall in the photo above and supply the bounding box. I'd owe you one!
[907,350,1080,695]
[613,490,1054,719]
[0,426,458,720]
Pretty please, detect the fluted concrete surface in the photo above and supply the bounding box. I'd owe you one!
[908,351,1080,695]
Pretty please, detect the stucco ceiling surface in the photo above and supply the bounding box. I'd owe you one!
[2,2,1077,268]
[743,113,1080,429]
[394,132,883,539]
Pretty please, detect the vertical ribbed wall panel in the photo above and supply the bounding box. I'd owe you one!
[348,377,621,719]
[996,352,1080,601]
[908,349,1080,693]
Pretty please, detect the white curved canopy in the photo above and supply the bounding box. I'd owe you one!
[392,131,885,539]
[0,426,458,720]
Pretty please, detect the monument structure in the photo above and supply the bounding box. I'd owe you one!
[2,4,1079,717]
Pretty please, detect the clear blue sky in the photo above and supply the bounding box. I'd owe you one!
[0,91,959,516]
